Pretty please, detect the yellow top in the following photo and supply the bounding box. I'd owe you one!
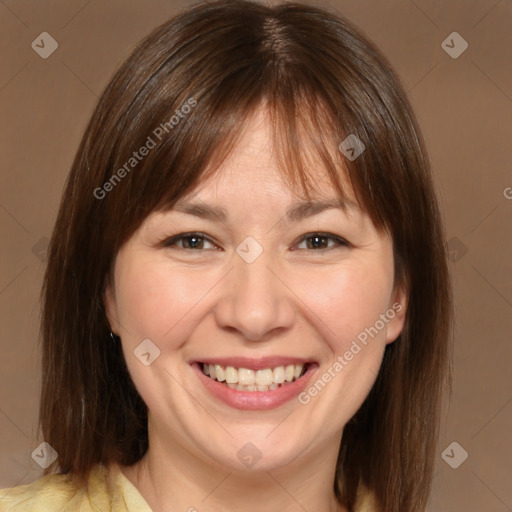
[0,464,378,511]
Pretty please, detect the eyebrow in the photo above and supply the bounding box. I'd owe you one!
[172,198,360,223]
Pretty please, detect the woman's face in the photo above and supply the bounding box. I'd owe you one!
[105,107,406,473]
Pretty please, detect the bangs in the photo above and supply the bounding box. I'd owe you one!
[123,74,385,237]
[154,95,355,216]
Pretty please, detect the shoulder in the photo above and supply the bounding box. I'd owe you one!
[0,470,86,511]
[0,464,151,512]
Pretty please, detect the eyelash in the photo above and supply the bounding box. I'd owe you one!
[161,232,350,251]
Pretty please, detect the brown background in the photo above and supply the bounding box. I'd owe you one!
[0,0,511,509]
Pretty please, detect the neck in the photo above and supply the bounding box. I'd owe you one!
[121,427,347,512]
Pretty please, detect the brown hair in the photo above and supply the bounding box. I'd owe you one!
[40,1,453,510]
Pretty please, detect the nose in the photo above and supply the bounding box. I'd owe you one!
[213,249,296,342]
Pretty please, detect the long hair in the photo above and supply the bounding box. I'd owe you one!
[39,1,453,510]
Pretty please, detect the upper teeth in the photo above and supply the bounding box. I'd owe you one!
[202,363,305,385]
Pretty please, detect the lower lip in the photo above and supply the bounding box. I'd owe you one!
[191,363,318,410]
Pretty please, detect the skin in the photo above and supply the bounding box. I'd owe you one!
[105,106,407,512]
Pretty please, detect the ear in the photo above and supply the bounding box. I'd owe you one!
[103,276,120,335]
[385,284,408,345]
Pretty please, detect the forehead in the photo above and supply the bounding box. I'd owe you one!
[187,105,357,205]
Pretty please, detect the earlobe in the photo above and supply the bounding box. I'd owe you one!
[103,280,119,335]
[385,285,408,345]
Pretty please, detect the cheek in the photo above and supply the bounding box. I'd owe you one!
[296,262,394,349]
[290,262,395,431]
[113,257,213,411]
[114,257,209,345]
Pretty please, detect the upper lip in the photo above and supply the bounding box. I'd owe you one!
[191,356,315,371]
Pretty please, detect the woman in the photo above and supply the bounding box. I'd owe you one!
[0,0,453,510]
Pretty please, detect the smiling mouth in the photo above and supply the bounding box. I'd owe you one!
[201,362,310,392]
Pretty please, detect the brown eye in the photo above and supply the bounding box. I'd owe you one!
[181,235,205,249]
[295,233,350,250]
[163,232,217,250]
[306,234,329,249]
